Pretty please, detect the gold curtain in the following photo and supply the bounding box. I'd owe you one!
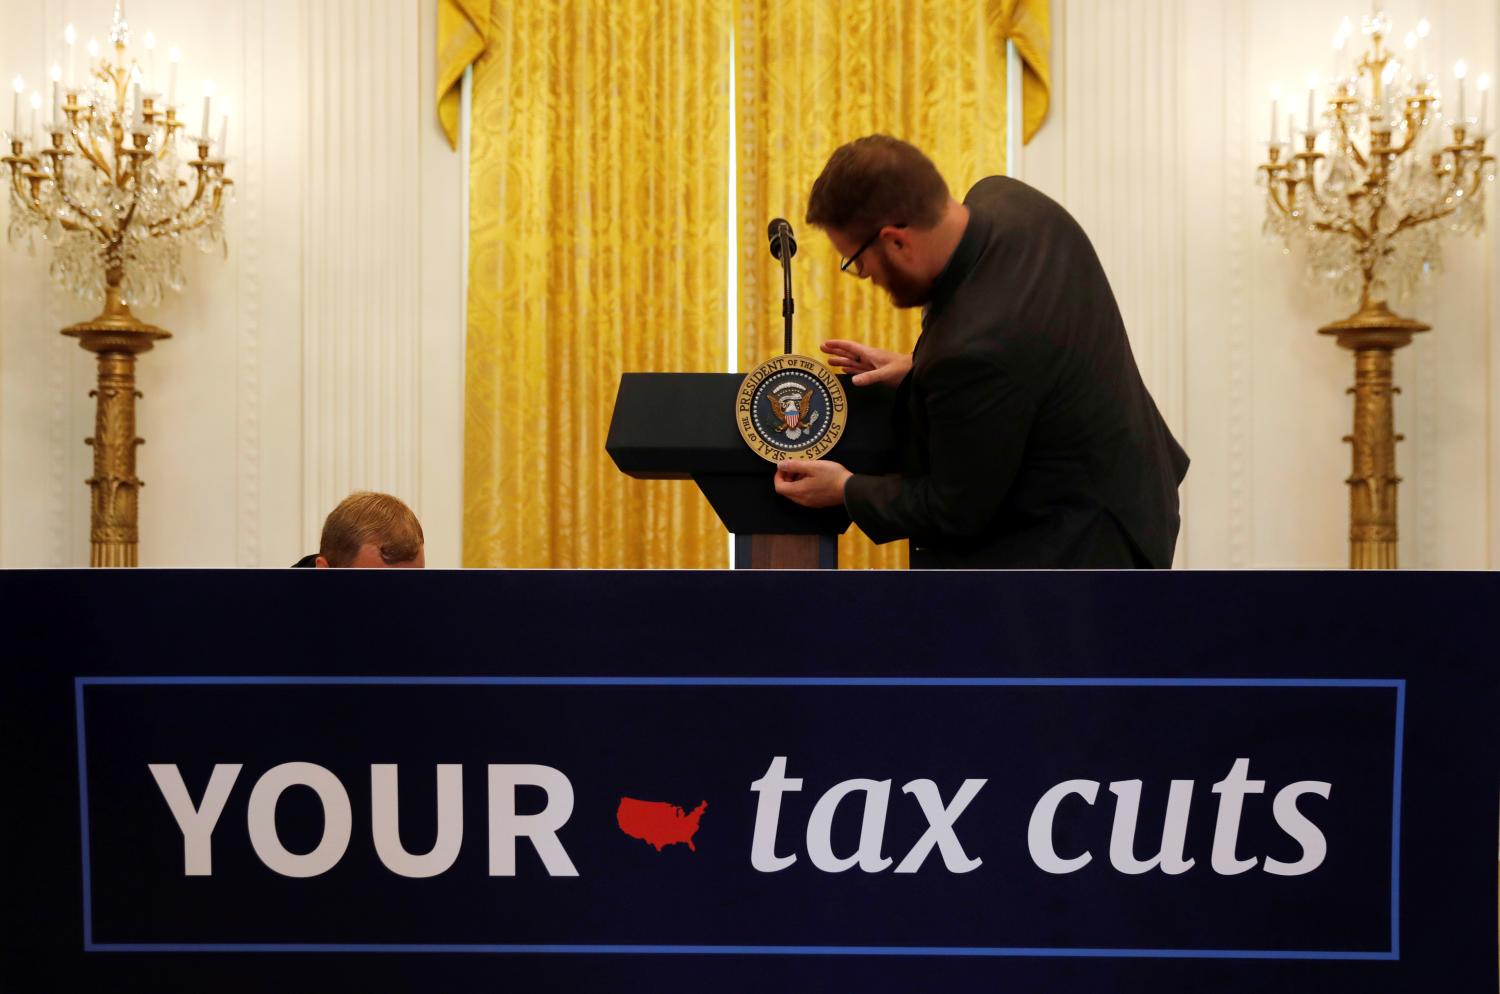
[461,0,732,567]
[436,0,488,149]
[734,0,1014,569]
[1002,0,1052,143]
[441,0,1050,569]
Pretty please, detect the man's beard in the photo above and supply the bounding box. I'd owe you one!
[874,251,932,308]
[882,266,932,309]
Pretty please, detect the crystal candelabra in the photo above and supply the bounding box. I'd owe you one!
[1258,9,1494,569]
[2,2,232,566]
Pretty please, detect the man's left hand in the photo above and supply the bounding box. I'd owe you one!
[773,460,852,508]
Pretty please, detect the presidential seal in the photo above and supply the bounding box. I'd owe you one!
[735,354,848,462]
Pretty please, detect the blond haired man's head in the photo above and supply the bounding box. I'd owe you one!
[315,491,425,568]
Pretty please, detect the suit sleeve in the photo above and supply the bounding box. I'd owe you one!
[844,351,1040,544]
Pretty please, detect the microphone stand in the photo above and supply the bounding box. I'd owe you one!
[776,227,794,355]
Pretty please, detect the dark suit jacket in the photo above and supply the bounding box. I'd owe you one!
[844,176,1189,569]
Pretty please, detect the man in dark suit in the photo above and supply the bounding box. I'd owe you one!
[773,135,1188,568]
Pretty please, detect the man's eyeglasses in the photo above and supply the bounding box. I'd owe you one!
[839,223,906,276]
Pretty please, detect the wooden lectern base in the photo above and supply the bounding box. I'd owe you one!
[734,534,839,570]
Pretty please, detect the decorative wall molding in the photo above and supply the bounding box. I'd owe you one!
[1223,0,1251,569]
[1492,0,1500,570]
[301,0,424,553]
[1050,0,1194,559]
[238,0,264,567]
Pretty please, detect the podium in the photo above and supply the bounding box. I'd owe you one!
[606,373,898,568]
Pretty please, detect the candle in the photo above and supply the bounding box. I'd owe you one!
[145,32,156,90]
[1269,83,1281,144]
[50,64,61,125]
[1380,59,1398,115]
[1480,74,1491,135]
[132,75,143,129]
[1331,30,1347,83]
[168,48,180,107]
[201,80,213,138]
[27,90,40,139]
[1454,60,1467,122]
[218,105,229,157]
[65,23,76,87]
[1306,75,1317,132]
[1288,113,1297,143]
[87,37,99,63]
[11,76,22,135]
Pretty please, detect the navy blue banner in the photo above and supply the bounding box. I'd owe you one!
[79,678,1400,957]
[3,570,1496,992]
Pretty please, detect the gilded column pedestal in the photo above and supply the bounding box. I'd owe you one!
[1319,301,1428,570]
[62,278,170,568]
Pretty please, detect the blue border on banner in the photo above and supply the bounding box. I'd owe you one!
[75,675,1406,960]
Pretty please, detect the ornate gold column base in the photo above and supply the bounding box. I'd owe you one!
[62,284,170,568]
[1319,301,1429,570]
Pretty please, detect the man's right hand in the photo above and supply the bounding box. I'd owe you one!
[821,339,913,387]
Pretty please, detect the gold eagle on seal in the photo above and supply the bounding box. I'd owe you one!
[767,388,816,439]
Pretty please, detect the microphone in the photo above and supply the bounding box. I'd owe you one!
[767,218,797,260]
[767,218,796,354]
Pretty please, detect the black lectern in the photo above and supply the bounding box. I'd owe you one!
[606,373,897,568]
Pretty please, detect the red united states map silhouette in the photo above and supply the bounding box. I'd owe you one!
[616,797,708,851]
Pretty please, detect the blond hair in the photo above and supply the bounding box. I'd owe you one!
[319,492,424,567]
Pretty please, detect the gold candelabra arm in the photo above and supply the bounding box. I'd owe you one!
[1391,108,1427,158]
[4,151,40,200]
[1311,216,1370,243]
[1388,163,1490,238]
[1260,143,1368,245]
[68,118,115,179]
[147,153,224,236]
[115,197,138,240]
[120,131,153,189]
[50,170,114,242]
[1279,159,1302,209]
[1294,130,1325,198]
[1304,175,1351,222]
[152,108,182,162]
[1332,108,1369,172]
[10,164,54,216]
[147,164,208,233]
[1262,165,1295,219]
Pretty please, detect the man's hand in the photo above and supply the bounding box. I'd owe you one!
[773,459,852,508]
[821,339,913,387]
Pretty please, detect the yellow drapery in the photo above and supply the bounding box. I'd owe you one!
[441,0,1050,569]
[436,0,488,149]
[735,0,1015,569]
[437,0,1049,149]
[462,0,731,567]
[1002,0,1051,144]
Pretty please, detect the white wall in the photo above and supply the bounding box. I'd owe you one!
[0,0,464,567]
[1018,0,1500,568]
